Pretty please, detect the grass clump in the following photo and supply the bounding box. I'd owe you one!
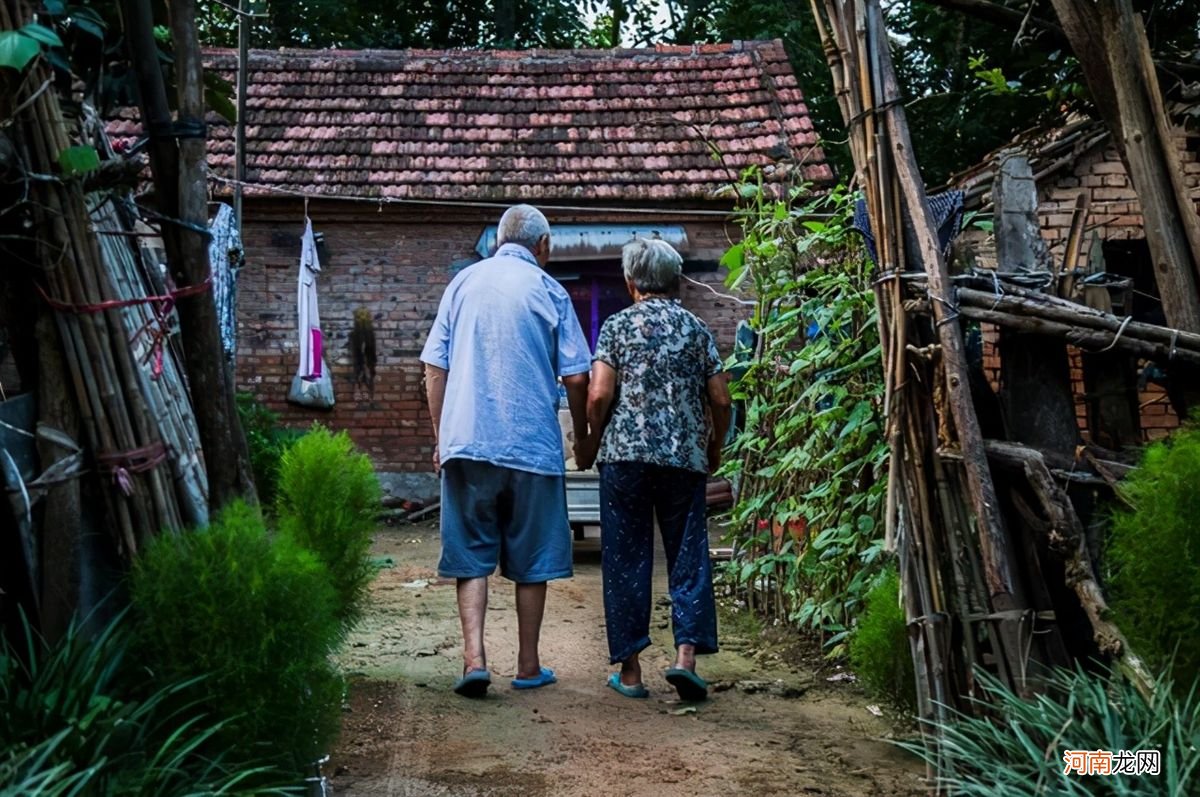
[899,666,1200,796]
[1106,423,1200,689]
[129,500,344,773]
[848,566,915,712]
[0,610,297,795]
[276,424,381,629]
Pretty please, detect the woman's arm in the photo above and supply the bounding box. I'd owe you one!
[578,361,617,470]
[706,373,732,474]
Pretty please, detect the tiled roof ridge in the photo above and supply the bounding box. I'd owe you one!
[203,39,785,63]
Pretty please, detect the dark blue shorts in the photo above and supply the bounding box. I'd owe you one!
[438,458,573,584]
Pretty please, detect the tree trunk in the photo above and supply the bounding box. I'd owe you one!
[121,0,256,512]
[494,0,516,46]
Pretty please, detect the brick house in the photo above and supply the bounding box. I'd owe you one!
[952,115,1200,443]
[114,42,830,494]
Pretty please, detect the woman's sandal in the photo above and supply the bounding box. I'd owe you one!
[664,667,709,702]
[607,672,649,699]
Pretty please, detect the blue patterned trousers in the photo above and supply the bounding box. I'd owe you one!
[599,462,719,664]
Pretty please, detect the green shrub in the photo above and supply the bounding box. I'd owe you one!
[849,566,915,711]
[130,501,344,773]
[0,611,297,795]
[237,392,303,508]
[1106,423,1200,688]
[899,666,1200,795]
[276,425,381,628]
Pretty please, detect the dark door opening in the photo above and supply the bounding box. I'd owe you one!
[551,263,632,351]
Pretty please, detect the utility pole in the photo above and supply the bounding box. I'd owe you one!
[234,0,249,229]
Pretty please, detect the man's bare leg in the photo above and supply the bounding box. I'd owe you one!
[457,577,488,673]
[515,582,547,679]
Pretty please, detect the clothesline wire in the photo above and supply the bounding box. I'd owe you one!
[208,174,838,220]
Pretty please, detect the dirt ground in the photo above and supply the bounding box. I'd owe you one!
[328,520,926,797]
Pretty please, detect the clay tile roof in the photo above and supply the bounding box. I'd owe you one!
[110,40,831,203]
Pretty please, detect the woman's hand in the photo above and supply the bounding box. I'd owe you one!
[575,433,598,471]
[706,437,723,475]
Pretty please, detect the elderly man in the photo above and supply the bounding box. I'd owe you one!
[421,204,590,698]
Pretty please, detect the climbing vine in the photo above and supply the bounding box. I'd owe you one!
[719,174,888,654]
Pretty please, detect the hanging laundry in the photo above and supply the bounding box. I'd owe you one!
[207,204,244,361]
[287,218,335,409]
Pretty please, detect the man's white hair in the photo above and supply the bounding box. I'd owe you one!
[497,204,551,251]
[622,238,683,294]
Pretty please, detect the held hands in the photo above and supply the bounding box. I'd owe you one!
[574,433,598,471]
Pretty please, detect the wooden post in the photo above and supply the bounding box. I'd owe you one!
[1049,0,1200,334]
[122,0,257,510]
[993,151,1079,456]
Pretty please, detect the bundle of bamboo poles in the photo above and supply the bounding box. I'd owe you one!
[808,7,1159,777]
[90,194,209,528]
[1,0,190,553]
[807,0,1093,759]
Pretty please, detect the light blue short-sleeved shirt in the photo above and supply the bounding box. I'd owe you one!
[420,243,591,476]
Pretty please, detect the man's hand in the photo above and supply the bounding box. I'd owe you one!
[432,446,440,474]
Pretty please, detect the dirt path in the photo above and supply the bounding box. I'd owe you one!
[329,521,925,796]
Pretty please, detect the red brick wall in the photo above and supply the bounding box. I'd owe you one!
[971,131,1199,443]
[234,201,747,472]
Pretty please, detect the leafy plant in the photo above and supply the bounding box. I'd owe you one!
[129,500,344,773]
[236,392,302,508]
[0,22,60,72]
[276,424,381,629]
[898,666,1200,796]
[1105,422,1200,690]
[849,566,915,712]
[720,172,888,644]
[0,610,297,795]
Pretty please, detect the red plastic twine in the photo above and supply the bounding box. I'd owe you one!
[36,277,212,380]
[96,442,169,496]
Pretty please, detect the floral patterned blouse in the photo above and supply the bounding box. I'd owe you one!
[593,298,723,473]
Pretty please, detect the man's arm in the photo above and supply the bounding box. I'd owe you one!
[577,361,616,471]
[706,373,732,474]
[562,371,589,467]
[424,363,447,472]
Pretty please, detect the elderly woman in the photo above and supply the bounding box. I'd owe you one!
[577,238,732,701]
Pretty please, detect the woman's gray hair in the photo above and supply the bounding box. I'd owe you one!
[497,204,551,250]
[622,238,683,294]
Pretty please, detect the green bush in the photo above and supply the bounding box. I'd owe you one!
[1106,423,1200,688]
[276,425,381,628]
[848,566,915,711]
[236,392,302,508]
[130,501,344,773]
[0,611,297,795]
[899,666,1200,795]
